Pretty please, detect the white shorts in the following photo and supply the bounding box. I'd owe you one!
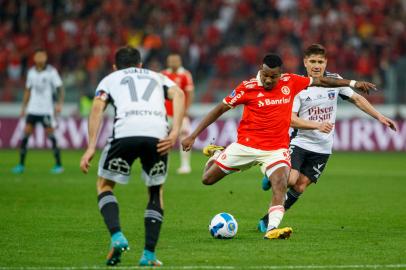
[214,142,291,177]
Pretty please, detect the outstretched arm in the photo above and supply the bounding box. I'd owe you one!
[20,88,31,117]
[312,77,376,94]
[348,93,397,131]
[55,86,65,115]
[181,103,231,151]
[291,112,334,133]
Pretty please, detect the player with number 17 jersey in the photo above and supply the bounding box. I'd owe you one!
[95,68,176,139]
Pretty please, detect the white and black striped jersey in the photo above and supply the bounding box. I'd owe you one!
[290,72,354,154]
[95,67,176,139]
[26,65,63,115]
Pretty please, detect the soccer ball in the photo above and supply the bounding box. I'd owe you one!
[209,213,238,239]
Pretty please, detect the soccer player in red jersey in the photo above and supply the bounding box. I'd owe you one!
[162,54,194,174]
[182,54,376,239]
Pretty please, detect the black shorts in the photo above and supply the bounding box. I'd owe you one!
[26,114,55,129]
[290,145,330,183]
[98,136,168,186]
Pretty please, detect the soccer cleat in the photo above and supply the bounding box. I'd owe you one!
[11,164,25,174]
[202,145,224,157]
[50,165,64,174]
[264,227,293,240]
[106,232,129,266]
[177,166,191,174]
[139,249,163,267]
[261,175,271,191]
[257,219,267,233]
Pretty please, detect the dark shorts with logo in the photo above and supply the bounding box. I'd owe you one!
[98,136,168,186]
[290,145,330,182]
[26,114,55,129]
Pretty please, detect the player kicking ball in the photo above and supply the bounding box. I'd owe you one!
[257,44,398,232]
[182,53,377,240]
[80,47,184,266]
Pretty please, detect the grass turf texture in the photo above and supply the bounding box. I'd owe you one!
[0,149,405,268]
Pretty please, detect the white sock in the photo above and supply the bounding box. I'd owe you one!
[179,147,191,169]
[267,205,285,231]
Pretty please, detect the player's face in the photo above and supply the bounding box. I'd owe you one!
[304,54,327,78]
[260,66,281,90]
[34,51,47,69]
[167,55,181,70]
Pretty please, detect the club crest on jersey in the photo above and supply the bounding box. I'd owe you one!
[281,86,290,95]
[328,91,336,100]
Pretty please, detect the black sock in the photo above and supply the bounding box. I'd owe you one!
[98,191,121,236]
[144,185,163,252]
[48,134,61,166]
[284,187,302,210]
[19,135,29,165]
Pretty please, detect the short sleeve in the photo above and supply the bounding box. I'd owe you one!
[223,82,247,108]
[292,94,301,113]
[95,77,110,95]
[52,69,63,88]
[160,73,176,89]
[338,86,354,99]
[25,71,33,89]
[291,74,311,95]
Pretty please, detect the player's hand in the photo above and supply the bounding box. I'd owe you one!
[181,135,195,152]
[354,81,377,94]
[157,131,178,155]
[55,104,63,115]
[317,122,334,133]
[80,147,96,174]
[378,116,398,131]
[20,108,26,117]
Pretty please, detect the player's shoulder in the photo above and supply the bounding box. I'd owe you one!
[325,71,343,79]
[240,77,260,90]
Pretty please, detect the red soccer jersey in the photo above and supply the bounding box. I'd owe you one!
[162,67,194,116]
[223,72,312,151]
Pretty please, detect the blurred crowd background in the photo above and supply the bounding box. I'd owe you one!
[1,0,405,105]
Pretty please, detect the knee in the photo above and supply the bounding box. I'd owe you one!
[202,173,215,185]
[294,182,308,193]
[97,178,114,194]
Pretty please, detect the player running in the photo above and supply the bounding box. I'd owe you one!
[257,44,397,232]
[162,54,195,174]
[181,54,377,240]
[12,49,64,174]
[80,47,185,266]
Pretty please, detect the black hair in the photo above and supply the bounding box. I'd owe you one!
[115,47,141,69]
[304,44,326,58]
[263,54,283,68]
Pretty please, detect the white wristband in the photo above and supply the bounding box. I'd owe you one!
[349,80,357,88]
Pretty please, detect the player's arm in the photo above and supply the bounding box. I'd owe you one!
[20,87,31,117]
[157,85,185,155]
[291,112,333,133]
[181,103,231,151]
[347,93,397,131]
[185,72,194,116]
[311,77,376,94]
[80,93,108,173]
[55,86,65,115]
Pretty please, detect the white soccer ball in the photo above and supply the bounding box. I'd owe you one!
[209,213,238,239]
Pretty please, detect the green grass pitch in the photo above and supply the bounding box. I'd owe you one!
[0,149,405,269]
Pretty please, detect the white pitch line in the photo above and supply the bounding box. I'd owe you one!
[0,265,406,270]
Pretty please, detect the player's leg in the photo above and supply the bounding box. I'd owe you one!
[177,117,192,174]
[97,138,135,266]
[202,143,249,185]
[12,115,34,173]
[140,185,164,266]
[44,115,63,173]
[138,137,169,266]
